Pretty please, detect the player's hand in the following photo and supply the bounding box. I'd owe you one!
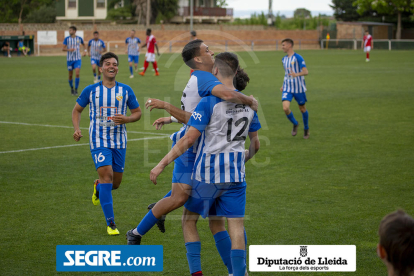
[68,48,75,52]
[153,117,172,130]
[125,50,128,54]
[145,98,166,111]
[150,164,165,185]
[249,95,258,112]
[244,149,250,162]
[280,86,283,92]
[113,114,130,125]
[73,130,83,141]
[288,71,298,78]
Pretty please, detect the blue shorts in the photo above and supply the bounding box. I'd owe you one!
[184,181,246,219]
[171,142,196,186]
[128,55,139,64]
[67,60,81,71]
[282,91,307,105]
[90,147,126,173]
[91,58,100,66]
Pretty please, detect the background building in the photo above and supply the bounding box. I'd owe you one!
[56,0,108,22]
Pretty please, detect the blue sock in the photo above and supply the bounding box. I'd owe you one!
[231,249,246,276]
[136,210,158,236]
[244,229,247,259]
[98,75,101,80]
[163,190,172,198]
[99,183,114,226]
[93,73,96,77]
[129,66,133,75]
[75,77,80,89]
[68,79,73,88]
[214,231,232,274]
[185,241,202,274]
[286,111,298,126]
[302,110,309,130]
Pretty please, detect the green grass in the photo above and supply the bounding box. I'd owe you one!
[1,49,414,276]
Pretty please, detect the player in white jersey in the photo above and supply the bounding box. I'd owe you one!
[280,38,310,139]
[63,26,86,96]
[148,52,261,276]
[88,31,106,83]
[72,52,142,235]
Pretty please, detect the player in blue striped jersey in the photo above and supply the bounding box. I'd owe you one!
[63,26,86,96]
[72,52,142,235]
[148,53,261,276]
[125,30,141,78]
[280,38,310,139]
[88,31,106,83]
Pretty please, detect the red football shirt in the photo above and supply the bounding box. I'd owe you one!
[146,35,156,54]
[363,35,372,47]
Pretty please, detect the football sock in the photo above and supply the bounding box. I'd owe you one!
[230,249,246,276]
[367,52,370,59]
[153,61,158,72]
[98,75,101,80]
[244,228,247,259]
[136,209,158,236]
[214,231,233,274]
[286,111,298,126]
[302,110,309,130]
[75,77,80,89]
[68,79,73,88]
[99,183,114,226]
[129,66,133,75]
[185,241,202,274]
[143,61,149,73]
[93,73,96,78]
[163,190,172,198]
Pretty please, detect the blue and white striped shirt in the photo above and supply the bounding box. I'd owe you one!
[282,53,307,93]
[88,39,105,60]
[76,82,140,150]
[63,36,84,61]
[188,95,261,184]
[125,37,141,56]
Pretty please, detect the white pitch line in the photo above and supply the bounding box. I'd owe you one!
[0,121,170,137]
[0,136,167,154]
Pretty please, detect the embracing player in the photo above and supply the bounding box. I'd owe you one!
[139,28,160,76]
[88,31,106,83]
[125,30,141,78]
[363,30,372,62]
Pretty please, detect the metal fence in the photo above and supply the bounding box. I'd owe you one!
[321,39,414,50]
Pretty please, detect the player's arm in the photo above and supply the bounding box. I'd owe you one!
[150,127,201,184]
[211,84,258,111]
[62,40,73,52]
[155,44,160,56]
[141,43,147,48]
[245,131,260,162]
[72,103,85,141]
[145,99,191,124]
[87,43,91,57]
[113,107,142,125]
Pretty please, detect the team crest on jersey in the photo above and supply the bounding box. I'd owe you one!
[291,61,295,65]
[116,92,123,101]
[77,39,80,43]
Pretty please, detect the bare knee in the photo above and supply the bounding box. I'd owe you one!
[209,217,226,235]
[299,105,307,113]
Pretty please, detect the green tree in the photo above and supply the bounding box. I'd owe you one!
[216,0,228,7]
[0,0,54,24]
[24,5,56,23]
[330,0,364,21]
[294,8,311,18]
[354,0,414,39]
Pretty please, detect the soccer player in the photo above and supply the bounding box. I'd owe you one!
[63,26,86,96]
[125,30,141,78]
[88,31,106,83]
[146,52,261,276]
[363,30,372,62]
[280,38,310,139]
[139,28,160,76]
[377,210,414,276]
[1,41,11,58]
[72,52,142,235]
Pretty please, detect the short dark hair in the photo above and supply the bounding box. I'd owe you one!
[233,66,250,91]
[100,52,119,67]
[282,38,294,47]
[379,210,414,276]
[214,52,239,78]
[146,28,151,33]
[131,29,135,33]
[182,39,204,69]
[190,30,197,37]
[69,26,77,32]
[93,31,99,35]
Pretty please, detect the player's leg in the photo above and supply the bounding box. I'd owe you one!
[210,216,233,275]
[152,60,159,76]
[91,61,97,82]
[134,55,139,71]
[128,56,134,78]
[182,207,203,276]
[282,93,299,135]
[68,63,74,95]
[228,218,246,276]
[294,93,309,139]
[74,60,81,94]
[140,54,149,75]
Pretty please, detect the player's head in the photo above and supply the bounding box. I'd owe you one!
[281,38,294,53]
[365,30,369,35]
[93,31,99,39]
[69,26,77,35]
[99,52,119,79]
[377,210,414,276]
[190,30,197,39]
[213,52,239,82]
[146,28,151,36]
[233,66,250,92]
[182,39,214,70]
[130,30,135,37]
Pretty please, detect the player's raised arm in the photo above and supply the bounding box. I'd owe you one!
[145,98,191,124]
[72,103,84,141]
[211,84,258,111]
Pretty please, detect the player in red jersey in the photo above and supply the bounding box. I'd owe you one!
[140,28,160,76]
[363,30,372,62]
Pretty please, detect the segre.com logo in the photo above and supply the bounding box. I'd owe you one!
[56,245,163,272]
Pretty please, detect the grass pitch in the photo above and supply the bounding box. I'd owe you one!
[0,49,413,275]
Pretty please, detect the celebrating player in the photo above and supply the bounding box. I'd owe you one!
[363,30,372,62]
[63,26,86,96]
[72,52,142,235]
[88,31,106,83]
[125,30,141,78]
[139,28,160,76]
[280,38,310,139]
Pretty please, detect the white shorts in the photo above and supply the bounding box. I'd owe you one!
[145,52,156,62]
[364,46,371,52]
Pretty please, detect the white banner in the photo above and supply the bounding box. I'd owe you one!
[37,31,57,45]
[64,31,84,40]
[249,245,356,272]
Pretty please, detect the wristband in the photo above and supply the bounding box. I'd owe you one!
[171,116,178,123]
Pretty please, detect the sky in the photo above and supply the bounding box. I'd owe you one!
[225,0,334,18]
